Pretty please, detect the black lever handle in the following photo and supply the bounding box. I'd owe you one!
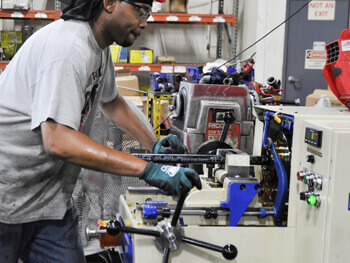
[106,220,160,237]
[105,191,238,263]
[171,191,189,227]
[218,111,235,142]
[182,236,238,260]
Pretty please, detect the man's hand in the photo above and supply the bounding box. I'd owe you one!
[139,162,202,196]
[152,134,188,154]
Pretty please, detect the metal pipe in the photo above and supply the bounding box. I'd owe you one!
[161,208,274,217]
[132,154,269,166]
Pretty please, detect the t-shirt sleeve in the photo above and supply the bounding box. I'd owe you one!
[100,49,118,104]
[31,60,84,131]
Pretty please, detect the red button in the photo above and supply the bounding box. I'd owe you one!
[297,172,301,180]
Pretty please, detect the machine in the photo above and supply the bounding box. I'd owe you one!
[169,82,255,155]
[87,105,350,263]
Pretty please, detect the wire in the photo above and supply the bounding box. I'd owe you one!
[154,111,173,131]
[217,0,314,68]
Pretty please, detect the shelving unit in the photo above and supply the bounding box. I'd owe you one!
[0,9,61,20]
[0,60,203,72]
[113,63,204,73]
[0,10,235,72]
[149,13,235,25]
[0,9,235,25]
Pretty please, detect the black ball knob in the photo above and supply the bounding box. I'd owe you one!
[306,155,315,164]
[222,244,238,260]
[106,220,122,236]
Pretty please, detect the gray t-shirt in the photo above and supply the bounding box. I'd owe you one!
[0,19,118,224]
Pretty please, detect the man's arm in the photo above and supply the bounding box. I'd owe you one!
[100,93,157,151]
[41,120,148,176]
[41,119,202,196]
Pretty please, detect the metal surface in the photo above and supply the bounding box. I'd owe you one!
[169,82,254,154]
[147,90,173,140]
[230,0,239,59]
[216,0,224,58]
[155,220,182,252]
[287,76,300,84]
[283,0,350,105]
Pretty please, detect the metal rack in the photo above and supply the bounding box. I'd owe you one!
[0,9,236,72]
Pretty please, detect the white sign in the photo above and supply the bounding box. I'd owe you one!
[308,1,335,21]
[313,41,326,50]
[305,49,327,70]
[341,40,350,52]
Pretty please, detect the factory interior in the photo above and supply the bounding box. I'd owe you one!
[0,0,350,262]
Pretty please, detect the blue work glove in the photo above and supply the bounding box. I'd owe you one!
[139,162,202,196]
[152,134,188,154]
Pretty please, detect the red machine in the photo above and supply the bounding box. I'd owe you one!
[248,77,284,105]
[323,29,350,109]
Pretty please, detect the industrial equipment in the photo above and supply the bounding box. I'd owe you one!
[248,77,300,106]
[169,82,255,155]
[87,105,350,263]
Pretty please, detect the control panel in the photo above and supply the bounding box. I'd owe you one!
[304,127,323,147]
[297,169,323,207]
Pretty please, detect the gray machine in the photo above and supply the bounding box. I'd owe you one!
[169,82,254,154]
[87,105,350,263]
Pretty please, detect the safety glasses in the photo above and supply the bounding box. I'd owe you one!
[122,0,151,22]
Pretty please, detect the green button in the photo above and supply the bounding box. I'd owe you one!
[307,195,317,206]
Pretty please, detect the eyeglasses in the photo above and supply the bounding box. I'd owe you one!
[122,0,151,22]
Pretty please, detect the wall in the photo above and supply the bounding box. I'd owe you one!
[237,0,287,84]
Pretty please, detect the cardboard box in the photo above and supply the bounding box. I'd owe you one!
[305,89,345,108]
[170,0,188,13]
[160,1,170,12]
[161,0,188,13]
[157,56,176,64]
[116,69,141,96]
[129,50,153,64]
[110,44,127,63]
[124,96,148,115]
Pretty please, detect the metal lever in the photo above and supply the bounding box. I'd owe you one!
[88,191,238,262]
[182,237,238,260]
[171,191,188,227]
[217,111,235,142]
[288,76,300,84]
[106,220,161,237]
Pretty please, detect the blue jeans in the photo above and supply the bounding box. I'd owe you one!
[0,205,86,263]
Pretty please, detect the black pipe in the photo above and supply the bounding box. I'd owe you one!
[171,192,188,227]
[132,154,270,166]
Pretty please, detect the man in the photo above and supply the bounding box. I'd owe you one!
[0,0,202,262]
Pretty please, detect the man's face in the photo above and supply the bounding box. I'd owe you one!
[107,0,151,47]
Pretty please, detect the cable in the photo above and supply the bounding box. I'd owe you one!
[217,0,314,68]
[154,111,173,131]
